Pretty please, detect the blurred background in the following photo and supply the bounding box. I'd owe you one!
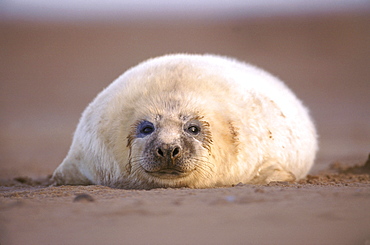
[1,0,369,178]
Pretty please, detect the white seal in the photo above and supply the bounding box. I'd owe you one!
[52,54,317,189]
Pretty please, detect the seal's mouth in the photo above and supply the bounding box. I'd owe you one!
[146,168,192,179]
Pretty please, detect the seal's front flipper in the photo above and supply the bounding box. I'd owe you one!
[250,163,296,184]
[52,159,93,186]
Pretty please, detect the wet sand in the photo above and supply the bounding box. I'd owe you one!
[1,12,369,244]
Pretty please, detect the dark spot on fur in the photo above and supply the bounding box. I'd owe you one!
[228,121,240,153]
[268,129,274,139]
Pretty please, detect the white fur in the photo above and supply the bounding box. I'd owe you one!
[52,54,318,189]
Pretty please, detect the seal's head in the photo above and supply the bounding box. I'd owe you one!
[127,112,213,187]
[99,59,242,189]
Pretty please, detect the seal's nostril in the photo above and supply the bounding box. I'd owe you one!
[172,147,180,158]
[157,148,164,157]
[156,145,181,159]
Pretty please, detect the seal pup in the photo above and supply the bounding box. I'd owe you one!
[52,54,317,189]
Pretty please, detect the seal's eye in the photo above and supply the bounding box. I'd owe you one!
[142,126,154,134]
[187,125,200,135]
[137,121,155,137]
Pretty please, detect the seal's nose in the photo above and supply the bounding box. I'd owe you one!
[156,144,182,160]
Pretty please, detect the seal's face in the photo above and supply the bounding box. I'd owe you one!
[127,113,212,187]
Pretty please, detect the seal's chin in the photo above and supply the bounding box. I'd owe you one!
[146,169,193,179]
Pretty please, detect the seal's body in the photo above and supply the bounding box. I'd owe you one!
[52,54,317,189]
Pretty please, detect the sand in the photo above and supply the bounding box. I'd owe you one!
[1,12,369,245]
[1,159,370,245]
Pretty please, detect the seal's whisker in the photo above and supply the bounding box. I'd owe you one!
[191,159,214,180]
